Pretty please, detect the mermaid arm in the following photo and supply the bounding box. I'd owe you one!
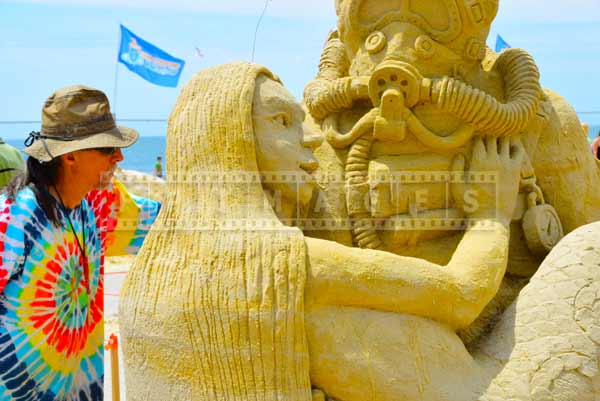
[305,136,522,330]
[305,219,508,330]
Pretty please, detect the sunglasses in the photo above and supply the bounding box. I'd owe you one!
[93,147,119,155]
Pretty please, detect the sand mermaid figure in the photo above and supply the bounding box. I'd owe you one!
[120,62,314,401]
[119,62,600,401]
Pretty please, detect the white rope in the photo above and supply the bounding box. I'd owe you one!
[251,0,272,62]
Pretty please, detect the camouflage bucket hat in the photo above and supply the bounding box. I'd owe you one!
[24,85,139,162]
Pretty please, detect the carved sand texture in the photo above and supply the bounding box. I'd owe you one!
[477,222,600,401]
[119,63,312,401]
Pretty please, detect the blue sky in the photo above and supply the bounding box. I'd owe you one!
[0,0,599,139]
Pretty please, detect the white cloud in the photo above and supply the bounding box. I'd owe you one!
[11,0,337,19]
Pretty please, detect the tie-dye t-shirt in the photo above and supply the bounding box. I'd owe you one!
[0,181,160,401]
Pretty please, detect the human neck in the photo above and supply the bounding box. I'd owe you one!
[50,177,87,209]
[265,192,297,222]
[277,201,296,221]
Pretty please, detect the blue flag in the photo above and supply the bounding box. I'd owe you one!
[495,34,511,53]
[118,25,185,88]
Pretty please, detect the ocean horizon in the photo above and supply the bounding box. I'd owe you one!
[2,120,168,174]
[4,136,166,175]
[4,122,600,175]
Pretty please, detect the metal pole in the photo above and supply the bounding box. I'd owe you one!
[113,62,119,121]
[113,24,122,120]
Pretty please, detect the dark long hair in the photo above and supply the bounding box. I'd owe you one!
[2,157,63,227]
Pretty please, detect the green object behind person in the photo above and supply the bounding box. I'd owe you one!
[0,138,24,188]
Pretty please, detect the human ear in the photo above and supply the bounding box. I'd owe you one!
[60,153,76,166]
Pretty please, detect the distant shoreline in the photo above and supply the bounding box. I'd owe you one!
[4,136,166,175]
[4,122,600,172]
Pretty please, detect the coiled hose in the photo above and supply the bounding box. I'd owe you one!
[345,131,383,249]
[431,48,541,136]
[303,32,353,121]
[318,48,543,249]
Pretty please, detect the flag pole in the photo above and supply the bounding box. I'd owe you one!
[113,62,119,121]
[113,24,121,121]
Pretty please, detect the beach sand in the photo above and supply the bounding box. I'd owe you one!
[114,168,166,204]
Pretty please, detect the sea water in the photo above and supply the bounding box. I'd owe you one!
[3,122,600,175]
[2,120,168,174]
[4,136,166,175]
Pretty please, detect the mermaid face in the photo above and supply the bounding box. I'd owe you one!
[253,75,322,213]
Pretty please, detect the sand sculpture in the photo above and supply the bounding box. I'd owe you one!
[300,0,600,398]
[119,1,600,400]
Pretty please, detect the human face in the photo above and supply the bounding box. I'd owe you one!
[74,147,124,191]
[252,75,321,210]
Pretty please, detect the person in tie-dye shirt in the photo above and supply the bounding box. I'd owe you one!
[0,85,160,401]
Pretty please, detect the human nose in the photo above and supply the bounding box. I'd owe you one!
[301,124,324,150]
[112,148,124,163]
[300,157,319,173]
[300,125,321,173]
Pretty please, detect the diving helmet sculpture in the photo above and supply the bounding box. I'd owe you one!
[304,0,600,346]
[303,0,600,259]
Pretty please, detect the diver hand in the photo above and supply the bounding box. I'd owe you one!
[451,136,524,225]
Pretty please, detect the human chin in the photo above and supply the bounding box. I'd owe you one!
[278,180,314,206]
[97,169,115,189]
[296,180,316,209]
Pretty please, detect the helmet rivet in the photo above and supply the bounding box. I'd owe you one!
[365,31,387,54]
